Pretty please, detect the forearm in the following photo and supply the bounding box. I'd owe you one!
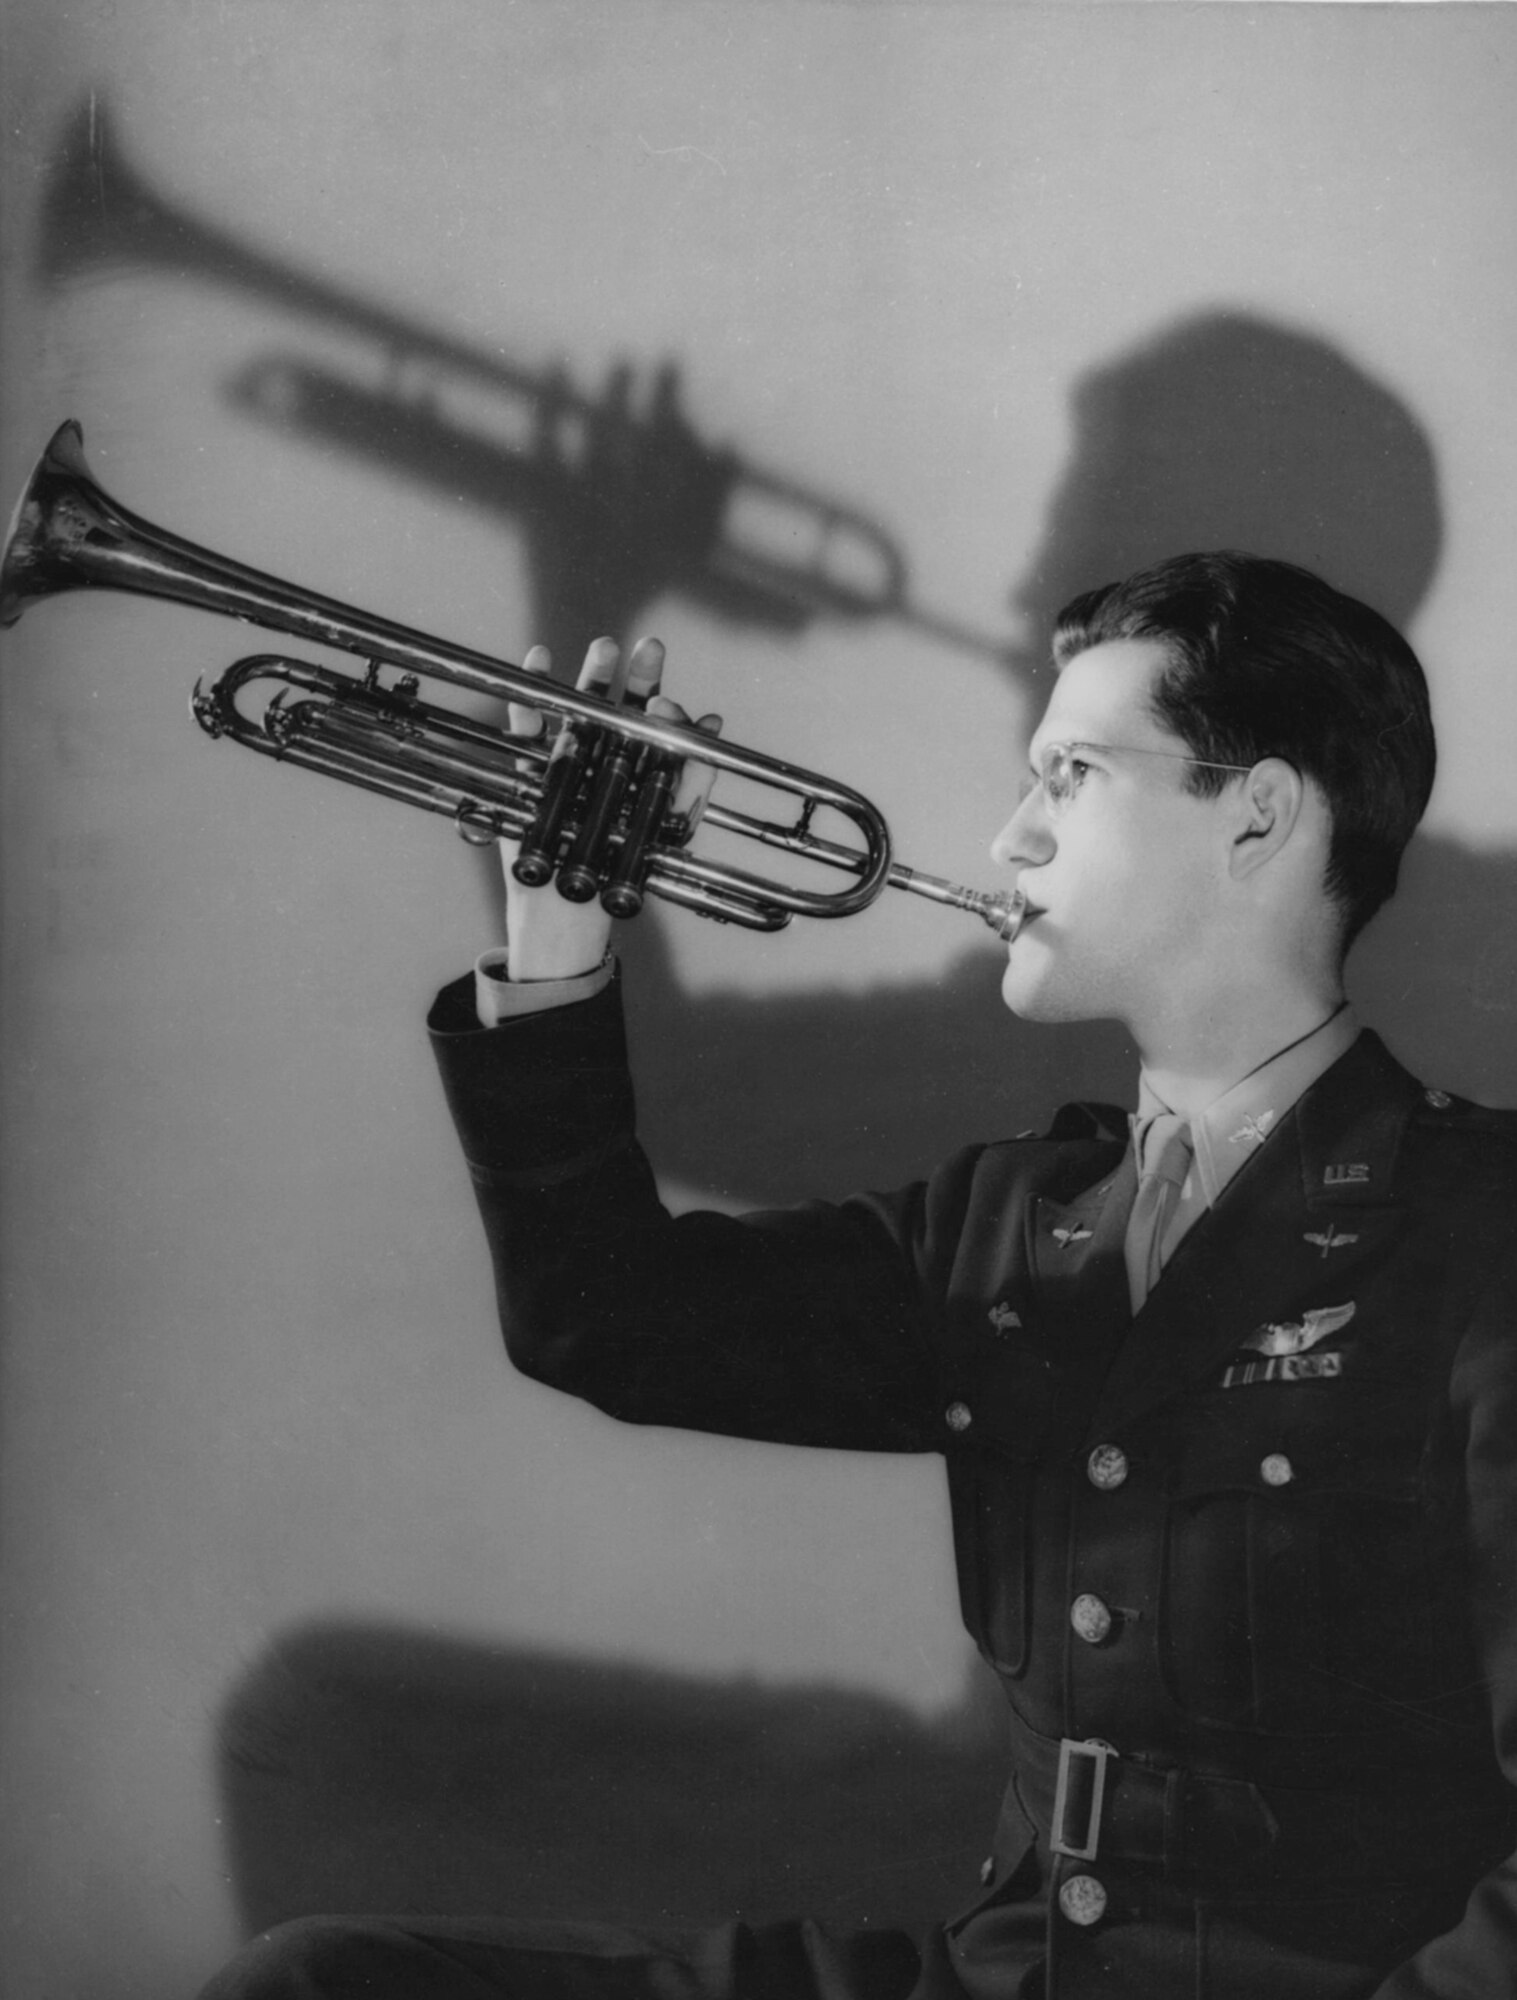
[429,971,940,1451]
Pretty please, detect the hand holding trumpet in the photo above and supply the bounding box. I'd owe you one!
[500,636,724,981]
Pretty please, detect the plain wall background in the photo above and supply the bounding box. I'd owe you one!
[3,5,1517,1995]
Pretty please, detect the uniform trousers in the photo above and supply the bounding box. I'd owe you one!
[195,1913,939,2000]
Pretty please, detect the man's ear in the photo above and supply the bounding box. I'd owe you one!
[1227,758,1305,879]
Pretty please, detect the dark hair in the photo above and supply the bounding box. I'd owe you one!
[1051,551,1436,949]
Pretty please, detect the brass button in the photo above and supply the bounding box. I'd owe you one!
[1260,1452,1294,1487]
[945,1401,973,1434]
[1070,1593,1113,1644]
[1425,1088,1452,1110]
[1086,1444,1129,1491]
[1058,1874,1108,1926]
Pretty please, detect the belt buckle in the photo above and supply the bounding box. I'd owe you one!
[1050,1737,1114,1862]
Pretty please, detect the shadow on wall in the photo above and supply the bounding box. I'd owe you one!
[218,1621,1009,1941]
[36,97,1011,682]
[1350,833,1517,1107]
[1008,308,1443,668]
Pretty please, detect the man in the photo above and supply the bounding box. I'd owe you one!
[201,554,1517,1997]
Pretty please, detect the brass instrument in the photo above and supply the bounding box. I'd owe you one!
[1,423,1026,940]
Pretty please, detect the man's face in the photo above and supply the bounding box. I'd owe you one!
[992,637,1241,1029]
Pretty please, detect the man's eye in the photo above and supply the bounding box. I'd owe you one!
[1066,757,1092,788]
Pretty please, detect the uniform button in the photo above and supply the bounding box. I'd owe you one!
[1058,1874,1108,1926]
[1070,1593,1114,1644]
[945,1401,973,1434]
[1425,1088,1452,1110]
[1260,1453,1294,1487]
[1086,1444,1129,1490]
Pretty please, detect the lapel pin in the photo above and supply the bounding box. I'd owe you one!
[988,1303,1023,1333]
[1305,1224,1360,1257]
[1242,1301,1356,1357]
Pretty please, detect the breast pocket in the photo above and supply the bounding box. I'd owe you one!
[942,1320,1059,1679]
[1156,1397,1463,1736]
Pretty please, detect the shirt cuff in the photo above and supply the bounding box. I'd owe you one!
[473,948,616,1027]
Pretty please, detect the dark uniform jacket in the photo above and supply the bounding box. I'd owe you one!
[429,971,1517,2000]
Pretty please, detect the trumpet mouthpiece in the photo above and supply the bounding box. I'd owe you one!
[980,888,1028,943]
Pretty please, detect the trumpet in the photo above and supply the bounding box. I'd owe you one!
[0,422,1026,940]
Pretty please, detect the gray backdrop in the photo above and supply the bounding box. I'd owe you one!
[3,6,1516,1995]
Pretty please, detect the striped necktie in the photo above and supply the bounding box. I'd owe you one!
[1125,1112,1194,1311]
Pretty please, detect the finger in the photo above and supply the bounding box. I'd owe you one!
[623,636,665,711]
[575,634,627,703]
[508,642,554,741]
[646,691,694,728]
[671,710,724,830]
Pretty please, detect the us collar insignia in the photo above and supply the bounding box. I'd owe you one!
[1305,1224,1360,1257]
[1229,1109,1277,1149]
[988,1303,1023,1334]
[1241,1301,1356,1358]
[1052,1224,1093,1249]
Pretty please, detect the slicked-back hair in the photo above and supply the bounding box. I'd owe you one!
[1051,552,1436,951]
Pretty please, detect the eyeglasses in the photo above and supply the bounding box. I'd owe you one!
[1019,741,1255,818]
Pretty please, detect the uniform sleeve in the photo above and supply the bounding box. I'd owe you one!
[1371,1246,1517,1997]
[428,970,951,1454]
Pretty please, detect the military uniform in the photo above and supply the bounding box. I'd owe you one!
[418,963,1517,2000]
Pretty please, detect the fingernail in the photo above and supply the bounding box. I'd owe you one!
[626,648,664,701]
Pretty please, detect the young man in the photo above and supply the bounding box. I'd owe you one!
[202,555,1517,1998]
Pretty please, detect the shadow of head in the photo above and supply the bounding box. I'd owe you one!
[1008,309,1441,676]
[216,1620,1007,1937]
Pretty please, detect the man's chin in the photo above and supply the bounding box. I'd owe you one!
[999,956,1095,1024]
[1000,962,1060,1021]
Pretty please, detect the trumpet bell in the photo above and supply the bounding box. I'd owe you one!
[2,420,95,626]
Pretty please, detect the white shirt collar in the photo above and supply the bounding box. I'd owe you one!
[1132,1004,1361,1208]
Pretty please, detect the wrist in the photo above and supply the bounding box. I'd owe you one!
[474,947,615,1026]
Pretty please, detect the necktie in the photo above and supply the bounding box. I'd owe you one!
[1124,1112,1194,1311]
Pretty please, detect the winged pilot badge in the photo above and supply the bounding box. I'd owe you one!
[1241,1302,1357,1357]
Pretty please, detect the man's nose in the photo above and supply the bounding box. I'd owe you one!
[990,790,1054,869]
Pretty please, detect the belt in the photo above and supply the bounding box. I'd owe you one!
[1008,1714,1278,1879]
[1006,1708,1502,1890]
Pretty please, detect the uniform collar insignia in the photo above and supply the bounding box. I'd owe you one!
[1304,1224,1360,1256]
[1229,1109,1277,1149]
